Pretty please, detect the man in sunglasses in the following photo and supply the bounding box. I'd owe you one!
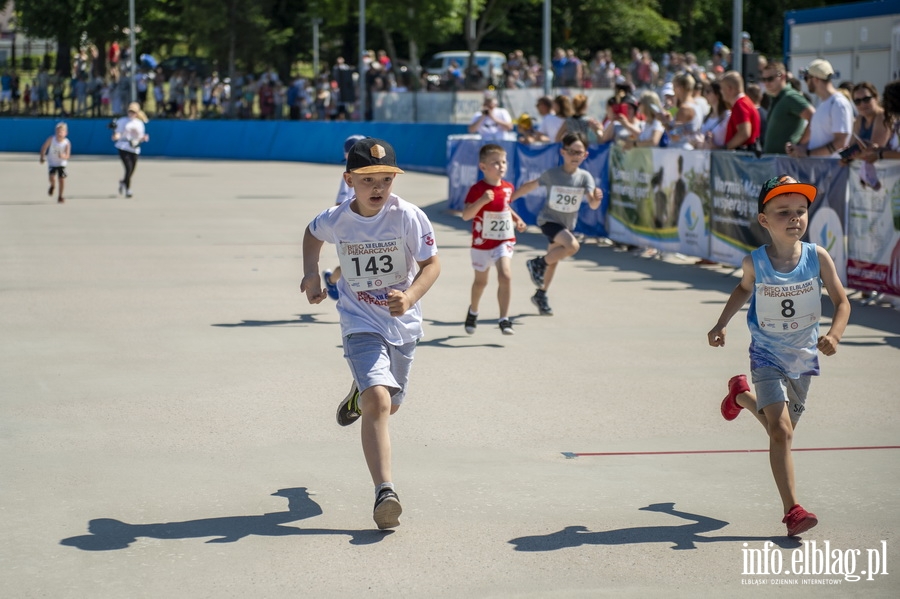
[760,61,815,154]
[786,59,853,159]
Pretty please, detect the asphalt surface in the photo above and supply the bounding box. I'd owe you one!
[2,152,899,598]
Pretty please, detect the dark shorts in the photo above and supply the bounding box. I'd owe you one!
[539,221,567,243]
[48,166,67,178]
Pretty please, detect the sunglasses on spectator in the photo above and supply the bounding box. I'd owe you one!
[853,96,874,105]
[759,74,782,83]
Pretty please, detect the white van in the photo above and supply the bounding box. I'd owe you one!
[424,51,506,86]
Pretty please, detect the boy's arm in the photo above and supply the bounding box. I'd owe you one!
[461,189,493,221]
[61,140,71,161]
[300,226,328,304]
[509,179,539,203]
[509,206,527,231]
[386,255,441,317]
[816,246,851,356]
[39,137,50,162]
[708,254,755,347]
[587,186,603,210]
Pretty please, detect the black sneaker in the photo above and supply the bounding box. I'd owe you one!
[526,258,546,288]
[464,309,477,334]
[531,290,553,316]
[373,487,402,530]
[499,318,515,335]
[336,382,361,426]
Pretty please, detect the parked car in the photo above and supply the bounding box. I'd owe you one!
[424,51,506,87]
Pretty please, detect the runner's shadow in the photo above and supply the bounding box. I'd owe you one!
[509,502,802,552]
[212,314,334,328]
[60,487,388,551]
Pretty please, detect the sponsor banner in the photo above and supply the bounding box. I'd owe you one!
[846,160,900,294]
[608,147,712,254]
[708,153,777,266]
[607,145,655,247]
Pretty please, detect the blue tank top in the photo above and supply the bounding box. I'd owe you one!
[858,116,874,143]
[747,243,822,378]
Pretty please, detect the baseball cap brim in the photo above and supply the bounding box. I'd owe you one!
[761,182,817,205]
[348,165,405,174]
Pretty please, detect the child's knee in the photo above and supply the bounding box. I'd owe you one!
[767,420,793,445]
[360,386,392,416]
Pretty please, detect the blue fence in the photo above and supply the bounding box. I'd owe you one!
[0,118,468,174]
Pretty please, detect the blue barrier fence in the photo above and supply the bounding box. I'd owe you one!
[0,118,468,174]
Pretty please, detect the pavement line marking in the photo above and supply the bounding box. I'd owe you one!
[561,446,900,459]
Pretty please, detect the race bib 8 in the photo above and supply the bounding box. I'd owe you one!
[338,237,408,291]
[549,185,584,214]
[754,278,821,333]
[482,210,514,240]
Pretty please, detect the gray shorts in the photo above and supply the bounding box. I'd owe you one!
[343,332,416,406]
[751,367,811,423]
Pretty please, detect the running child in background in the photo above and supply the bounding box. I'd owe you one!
[509,132,603,316]
[707,174,850,537]
[39,122,71,204]
[301,138,441,530]
[322,134,366,300]
[461,143,526,335]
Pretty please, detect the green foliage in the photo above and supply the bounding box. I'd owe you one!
[11,0,859,79]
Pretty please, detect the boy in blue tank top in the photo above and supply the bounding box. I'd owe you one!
[707,174,850,537]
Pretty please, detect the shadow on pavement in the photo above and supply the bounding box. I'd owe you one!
[60,487,390,551]
[509,502,803,552]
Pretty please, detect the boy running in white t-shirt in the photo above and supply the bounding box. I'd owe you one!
[39,122,71,204]
[301,138,441,530]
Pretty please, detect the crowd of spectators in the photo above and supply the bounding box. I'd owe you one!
[2,35,899,160]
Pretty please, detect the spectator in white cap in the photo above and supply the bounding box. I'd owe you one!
[786,59,853,158]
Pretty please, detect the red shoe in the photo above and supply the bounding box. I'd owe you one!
[720,374,750,421]
[783,504,818,537]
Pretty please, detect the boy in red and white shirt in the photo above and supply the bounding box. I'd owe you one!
[461,144,526,335]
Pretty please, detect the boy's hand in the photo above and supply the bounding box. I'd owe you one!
[386,289,411,316]
[515,218,526,232]
[481,190,494,203]
[707,326,726,347]
[300,273,327,304]
[39,156,45,164]
[593,188,603,202]
[817,334,839,356]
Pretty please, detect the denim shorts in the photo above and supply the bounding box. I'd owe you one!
[751,367,811,423]
[343,332,416,405]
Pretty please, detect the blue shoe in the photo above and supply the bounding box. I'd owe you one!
[323,270,339,300]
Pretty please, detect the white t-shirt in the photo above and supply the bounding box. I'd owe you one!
[46,138,70,167]
[808,93,853,157]
[114,117,146,154]
[638,119,665,145]
[701,110,731,148]
[308,194,438,345]
[539,113,565,141]
[470,107,513,140]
